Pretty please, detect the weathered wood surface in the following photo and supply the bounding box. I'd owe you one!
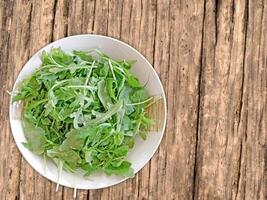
[0,0,266,199]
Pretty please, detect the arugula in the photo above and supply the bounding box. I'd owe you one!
[13,48,154,178]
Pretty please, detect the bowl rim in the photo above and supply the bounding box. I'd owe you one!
[9,34,167,189]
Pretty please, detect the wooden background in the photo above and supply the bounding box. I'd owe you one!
[0,0,266,199]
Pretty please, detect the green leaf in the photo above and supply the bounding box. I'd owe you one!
[81,163,97,176]
[49,48,73,66]
[126,74,142,88]
[104,161,134,177]
[85,101,123,125]
[22,117,47,154]
[47,147,81,170]
[99,62,109,78]
[13,76,41,101]
[106,78,117,101]
[119,87,134,115]
[73,50,93,62]
[121,116,132,131]
[60,126,98,150]
[139,130,147,140]
[97,80,112,109]
[124,137,135,149]
[115,145,129,157]
[130,88,149,103]
[84,148,95,164]
[114,132,124,146]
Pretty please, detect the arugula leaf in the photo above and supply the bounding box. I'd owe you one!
[114,132,124,145]
[119,87,134,115]
[73,50,93,62]
[106,78,117,101]
[126,74,142,88]
[22,117,47,154]
[85,101,123,125]
[130,88,149,103]
[104,161,134,177]
[47,148,81,171]
[60,126,98,150]
[97,80,112,109]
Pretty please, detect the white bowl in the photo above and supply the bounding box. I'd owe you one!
[9,35,167,189]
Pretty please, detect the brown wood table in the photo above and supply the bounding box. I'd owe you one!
[0,0,266,199]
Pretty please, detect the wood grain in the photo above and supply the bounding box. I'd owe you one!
[0,0,266,200]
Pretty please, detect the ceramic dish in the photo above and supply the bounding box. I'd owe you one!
[9,35,167,189]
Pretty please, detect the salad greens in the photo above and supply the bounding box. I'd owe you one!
[13,48,154,179]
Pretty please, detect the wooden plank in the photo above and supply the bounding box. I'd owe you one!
[120,0,142,49]
[53,0,69,41]
[107,0,123,39]
[67,0,84,36]
[194,0,247,198]
[92,0,109,35]
[17,1,56,200]
[0,1,31,200]
[194,0,266,199]
[147,1,170,199]
[237,0,266,199]
[162,0,205,199]
[82,0,96,34]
